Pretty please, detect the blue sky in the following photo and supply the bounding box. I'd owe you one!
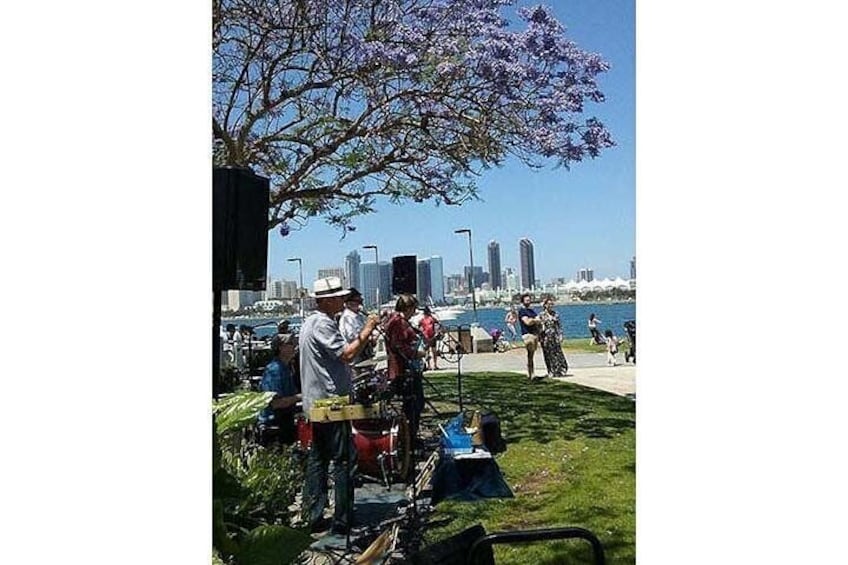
[267,0,635,284]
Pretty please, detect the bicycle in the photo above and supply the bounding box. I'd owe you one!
[436,331,465,364]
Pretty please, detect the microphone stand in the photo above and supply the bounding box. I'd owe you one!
[445,325,467,414]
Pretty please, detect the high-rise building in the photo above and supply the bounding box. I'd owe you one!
[577,268,595,283]
[225,290,261,312]
[487,240,502,290]
[360,261,392,306]
[417,260,432,301]
[379,262,392,303]
[269,280,285,299]
[502,267,518,291]
[428,256,444,303]
[281,280,297,299]
[318,267,345,286]
[346,250,361,290]
[464,266,485,290]
[446,273,465,294]
[630,256,636,280]
[360,262,379,307]
[519,238,536,290]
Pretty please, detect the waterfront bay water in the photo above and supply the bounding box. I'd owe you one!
[448,301,635,339]
[225,301,636,340]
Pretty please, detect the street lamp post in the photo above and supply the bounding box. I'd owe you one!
[287,257,304,318]
[362,245,379,309]
[454,228,478,324]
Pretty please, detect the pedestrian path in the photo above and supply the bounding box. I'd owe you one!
[427,348,636,397]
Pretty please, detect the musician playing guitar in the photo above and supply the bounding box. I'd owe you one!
[384,294,428,443]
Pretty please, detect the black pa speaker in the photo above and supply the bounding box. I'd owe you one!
[213,167,269,291]
[392,255,418,295]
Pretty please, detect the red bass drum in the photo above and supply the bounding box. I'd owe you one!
[351,416,410,484]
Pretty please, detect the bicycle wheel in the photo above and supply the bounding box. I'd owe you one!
[438,338,459,363]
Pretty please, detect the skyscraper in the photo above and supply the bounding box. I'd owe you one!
[464,265,485,289]
[346,250,361,290]
[577,268,594,283]
[361,261,393,306]
[417,259,432,301]
[270,280,284,299]
[379,262,392,303]
[282,280,297,299]
[428,256,444,303]
[446,273,465,294]
[360,262,380,307]
[519,238,535,290]
[503,267,518,291]
[630,256,636,280]
[318,267,345,285]
[487,240,502,290]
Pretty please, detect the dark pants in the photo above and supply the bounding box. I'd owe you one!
[590,328,604,344]
[397,371,424,441]
[302,421,356,530]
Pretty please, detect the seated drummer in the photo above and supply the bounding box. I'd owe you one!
[256,333,301,447]
[384,294,428,439]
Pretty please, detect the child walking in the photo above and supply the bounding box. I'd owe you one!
[604,329,621,366]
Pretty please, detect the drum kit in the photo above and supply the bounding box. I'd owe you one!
[294,358,412,487]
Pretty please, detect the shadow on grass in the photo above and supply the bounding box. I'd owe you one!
[418,372,636,564]
[423,372,635,444]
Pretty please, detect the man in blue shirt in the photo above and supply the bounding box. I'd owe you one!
[517,293,541,381]
[257,333,301,446]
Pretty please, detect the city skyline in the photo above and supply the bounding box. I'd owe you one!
[268,236,635,288]
[264,247,633,292]
[265,0,635,286]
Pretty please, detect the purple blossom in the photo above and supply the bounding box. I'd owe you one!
[214,0,616,230]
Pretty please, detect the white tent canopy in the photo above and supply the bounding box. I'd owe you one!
[612,276,630,290]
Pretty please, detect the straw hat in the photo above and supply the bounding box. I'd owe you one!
[311,276,351,298]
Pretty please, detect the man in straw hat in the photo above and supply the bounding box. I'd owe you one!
[299,276,380,535]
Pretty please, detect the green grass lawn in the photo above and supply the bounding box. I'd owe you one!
[562,338,617,354]
[421,372,635,564]
[502,338,620,354]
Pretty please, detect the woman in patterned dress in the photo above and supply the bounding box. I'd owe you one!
[538,298,569,377]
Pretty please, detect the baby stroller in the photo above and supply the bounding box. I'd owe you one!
[489,328,510,353]
[623,320,636,363]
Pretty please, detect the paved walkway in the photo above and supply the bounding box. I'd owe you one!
[425,347,636,397]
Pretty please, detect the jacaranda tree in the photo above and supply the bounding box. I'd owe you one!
[213,0,615,233]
